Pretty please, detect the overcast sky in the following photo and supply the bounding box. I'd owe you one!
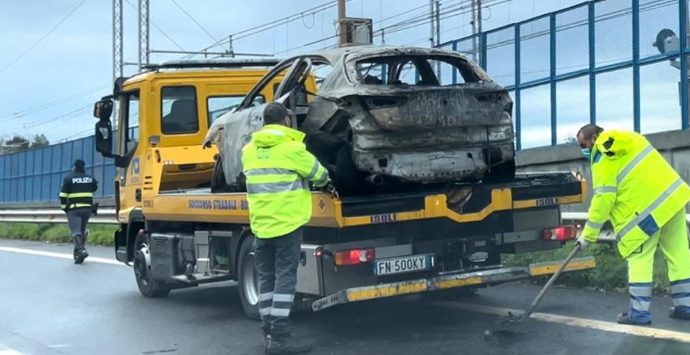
[0,0,589,144]
[2,0,681,149]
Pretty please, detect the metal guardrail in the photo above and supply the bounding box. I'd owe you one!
[562,212,690,224]
[0,209,117,224]
[0,210,688,228]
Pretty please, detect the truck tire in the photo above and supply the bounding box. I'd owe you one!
[237,236,261,320]
[133,232,171,298]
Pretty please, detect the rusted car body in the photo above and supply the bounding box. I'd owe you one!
[204,46,515,195]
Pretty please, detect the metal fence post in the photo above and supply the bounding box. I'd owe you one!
[632,0,641,133]
[681,0,689,130]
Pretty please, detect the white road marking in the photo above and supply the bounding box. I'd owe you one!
[443,302,690,344]
[0,342,24,355]
[0,246,123,266]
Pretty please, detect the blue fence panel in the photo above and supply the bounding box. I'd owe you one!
[0,134,117,205]
[439,0,688,148]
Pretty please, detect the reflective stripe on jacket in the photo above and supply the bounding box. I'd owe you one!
[241,124,329,239]
[60,172,98,211]
[582,130,690,258]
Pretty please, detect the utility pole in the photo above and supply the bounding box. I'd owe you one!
[138,0,150,70]
[112,0,123,82]
[471,0,482,63]
[429,0,435,48]
[228,35,235,57]
[338,0,347,46]
[434,1,441,80]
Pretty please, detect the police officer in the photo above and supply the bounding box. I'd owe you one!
[242,102,330,354]
[576,124,690,325]
[59,159,98,264]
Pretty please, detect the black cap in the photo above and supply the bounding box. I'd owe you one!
[263,102,289,124]
[73,159,85,171]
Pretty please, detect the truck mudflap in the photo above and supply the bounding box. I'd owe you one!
[311,256,596,311]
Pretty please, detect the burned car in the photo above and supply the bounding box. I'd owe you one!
[204,46,515,195]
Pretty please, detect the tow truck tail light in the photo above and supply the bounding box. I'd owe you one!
[334,248,375,266]
[543,225,578,241]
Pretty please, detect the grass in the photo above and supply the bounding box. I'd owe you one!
[0,222,118,247]
[503,241,671,295]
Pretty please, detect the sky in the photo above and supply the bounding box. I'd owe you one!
[0,0,683,148]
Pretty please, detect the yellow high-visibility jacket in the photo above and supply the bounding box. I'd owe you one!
[241,124,329,238]
[582,130,690,258]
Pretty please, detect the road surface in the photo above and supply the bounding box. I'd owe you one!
[1,239,688,355]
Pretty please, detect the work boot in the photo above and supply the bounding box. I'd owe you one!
[616,312,651,325]
[74,249,89,264]
[669,307,690,320]
[262,328,271,353]
[266,331,311,354]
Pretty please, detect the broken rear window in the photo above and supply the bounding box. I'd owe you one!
[356,55,481,86]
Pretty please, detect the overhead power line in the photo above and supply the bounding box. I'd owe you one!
[0,0,88,74]
[123,0,185,51]
[0,83,109,122]
[187,0,344,58]
[170,0,218,42]
[275,0,498,56]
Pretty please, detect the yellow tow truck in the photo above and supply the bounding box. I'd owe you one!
[92,57,595,319]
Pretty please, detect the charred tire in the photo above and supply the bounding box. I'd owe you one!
[133,232,171,298]
[238,236,261,320]
[334,145,366,196]
[484,159,516,183]
[211,158,229,193]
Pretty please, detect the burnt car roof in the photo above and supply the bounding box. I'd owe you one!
[313,45,476,64]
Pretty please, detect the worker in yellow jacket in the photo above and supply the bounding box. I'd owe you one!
[576,124,690,325]
[242,102,330,354]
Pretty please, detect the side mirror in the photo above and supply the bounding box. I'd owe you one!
[95,119,113,156]
[93,99,113,121]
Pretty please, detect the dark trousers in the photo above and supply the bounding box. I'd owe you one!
[67,208,90,251]
[253,228,302,335]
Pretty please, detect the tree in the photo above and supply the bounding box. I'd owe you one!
[31,134,50,148]
[0,134,50,155]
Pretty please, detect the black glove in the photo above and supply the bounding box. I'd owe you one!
[322,180,339,199]
[91,202,99,216]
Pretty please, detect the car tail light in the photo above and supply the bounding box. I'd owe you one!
[543,225,578,241]
[334,248,375,266]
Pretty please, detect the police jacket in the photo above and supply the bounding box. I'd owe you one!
[241,125,329,239]
[581,130,690,258]
[59,172,98,211]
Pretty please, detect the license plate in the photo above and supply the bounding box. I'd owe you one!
[374,254,434,276]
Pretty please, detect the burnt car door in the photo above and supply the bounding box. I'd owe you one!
[207,57,314,190]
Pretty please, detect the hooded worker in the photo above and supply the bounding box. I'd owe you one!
[576,124,690,325]
[241,102,331,354]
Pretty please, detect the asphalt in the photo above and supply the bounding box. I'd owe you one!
[0,239,688,355]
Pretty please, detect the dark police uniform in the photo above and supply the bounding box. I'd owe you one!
[60,166,98,264]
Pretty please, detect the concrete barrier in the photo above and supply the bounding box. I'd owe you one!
[516,129,690,214]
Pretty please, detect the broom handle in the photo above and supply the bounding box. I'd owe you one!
[521,243,582,320]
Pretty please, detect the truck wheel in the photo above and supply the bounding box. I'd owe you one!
[133,232,171,298]
[237,236,260,320]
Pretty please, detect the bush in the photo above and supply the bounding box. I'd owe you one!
[0,222,117,247]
